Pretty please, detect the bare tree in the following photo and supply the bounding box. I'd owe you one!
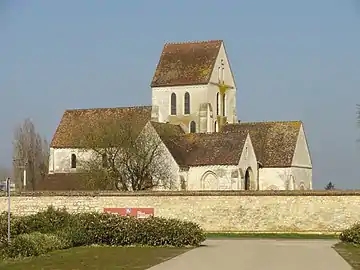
[12,118,49,190]
[0,167,10,182]
[77,119,173,191]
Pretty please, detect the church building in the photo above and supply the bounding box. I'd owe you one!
[48,40,312,191]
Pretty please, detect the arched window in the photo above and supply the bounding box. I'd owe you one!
[102,153,108,168]
[184,92,190,114]
[216,92,220,115]
[299,182,305,190]
[222,93,226,116]
[190,121,196,133]
[170,93,176,115]
[214,121,218,132]
[244,168,252,190]
[180,176,186,190]
[71,154,77,169]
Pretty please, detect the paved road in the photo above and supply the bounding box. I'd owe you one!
[148,239,352,270]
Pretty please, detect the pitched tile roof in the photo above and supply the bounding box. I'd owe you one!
[222,121,302,167]
[50,106,152,148]
[150,121,185,137]
[151,40,222,88]
[157,128,248,167]
[151,122,192,166]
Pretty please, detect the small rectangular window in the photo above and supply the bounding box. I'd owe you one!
[71,154,77,169]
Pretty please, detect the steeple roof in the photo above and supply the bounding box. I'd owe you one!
[151,40,222,87]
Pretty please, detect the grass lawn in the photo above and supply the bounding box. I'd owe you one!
[206,232,339,239]
[0,246,191,270]
[334,242,360,270]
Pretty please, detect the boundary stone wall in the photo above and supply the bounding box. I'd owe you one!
[0,191,359,233]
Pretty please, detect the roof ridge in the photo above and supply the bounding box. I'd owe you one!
[182,130,248,138]
[239,120,303,125]
[150,121,182,127]
[164,40,222,46]
[65,105,152,112]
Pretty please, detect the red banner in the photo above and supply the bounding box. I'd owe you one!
[104,208,154,218]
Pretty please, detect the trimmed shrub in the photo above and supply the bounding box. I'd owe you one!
[133,217,206,247]
[0,206,75,245]
[0,213,27,245]
[17,206,74,234]
[58,212,205,247]
[0,207,206,250]
[4,232,70,258]
[340,223,360,245]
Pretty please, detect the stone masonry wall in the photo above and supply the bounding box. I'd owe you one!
[0,191,359,233]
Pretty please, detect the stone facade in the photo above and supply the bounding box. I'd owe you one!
[2,192,359,233]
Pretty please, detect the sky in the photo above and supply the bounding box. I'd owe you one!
[1,0,360,189]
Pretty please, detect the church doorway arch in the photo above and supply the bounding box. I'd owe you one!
[299,182,305,190]
[244,167,253,190]
[200,171,218,190]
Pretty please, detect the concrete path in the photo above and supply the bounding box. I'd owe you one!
[147,239,352,270]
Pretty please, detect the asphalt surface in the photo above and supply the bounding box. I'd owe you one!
[147,239,352,270]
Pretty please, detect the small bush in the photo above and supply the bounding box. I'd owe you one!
[4,232,70,258]
[16,206,74,234]
[135,217,206,247]
[340,223,360,245]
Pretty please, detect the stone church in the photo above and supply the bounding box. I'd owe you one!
[48,40,312,191]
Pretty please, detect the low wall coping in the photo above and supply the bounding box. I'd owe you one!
[0,190,360,197]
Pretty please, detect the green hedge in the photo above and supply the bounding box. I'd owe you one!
[340,223,360,245]
[57,212,205,247]
[4,232,70,258]
[0,207,73,245]
[0,207,205,258]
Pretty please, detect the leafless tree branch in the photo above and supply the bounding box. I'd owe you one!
[78,119,173,191]
[12,118,49,190]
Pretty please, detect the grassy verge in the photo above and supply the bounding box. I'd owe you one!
[333,243,360,270]
[0,246,190,270]
[206,232,339,239]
